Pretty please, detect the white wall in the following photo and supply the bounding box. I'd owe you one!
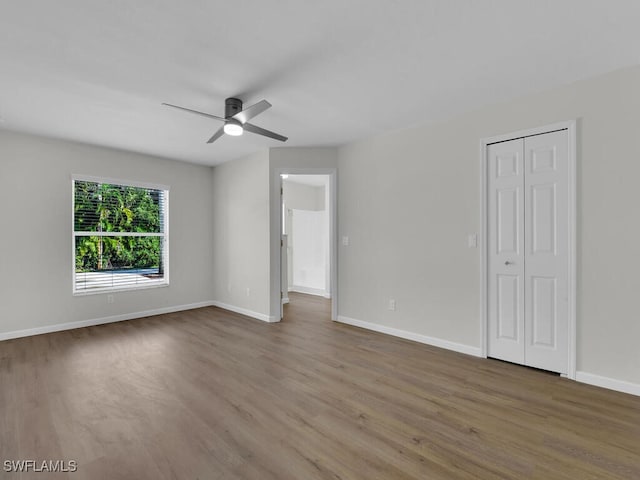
[0,130,213,336]
[291,209,327,294]
[283,181,325,211]
[338,65,640,388]
[211,150,273,320]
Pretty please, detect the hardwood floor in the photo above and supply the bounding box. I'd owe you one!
[1,292,639,479]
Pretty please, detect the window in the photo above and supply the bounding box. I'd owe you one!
[73,176,169,294]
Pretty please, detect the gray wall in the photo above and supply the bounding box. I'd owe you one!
[211,150,272,319]
[338,65,640,386]
[0,130,213,334]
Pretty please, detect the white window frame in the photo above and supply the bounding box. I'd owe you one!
[72,174,170,295]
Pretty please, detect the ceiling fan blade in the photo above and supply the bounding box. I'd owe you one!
[206,126,226,144]
[243,122,288,142]
[162,103,226,122]
[232,100,271,124]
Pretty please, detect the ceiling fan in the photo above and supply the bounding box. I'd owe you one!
[162,97,288,144]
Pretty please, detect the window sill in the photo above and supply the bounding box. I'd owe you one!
[73,282,169,296]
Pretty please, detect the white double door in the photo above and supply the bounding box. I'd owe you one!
[487,130,569,374]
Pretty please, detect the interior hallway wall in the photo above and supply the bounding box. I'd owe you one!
[291,209,327,293]
[211,149,273,320]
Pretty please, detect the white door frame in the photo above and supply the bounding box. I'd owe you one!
[480,120,577,379]
[273,167,338,321]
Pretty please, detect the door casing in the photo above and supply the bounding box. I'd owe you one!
[480,120,577,379]
[273,167,338,321]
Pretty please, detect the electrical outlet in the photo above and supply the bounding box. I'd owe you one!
[107,294,114,304]
[246,288,251,297]
[388,299,396,311]
[468,233,478,248]
[342,236,350,246]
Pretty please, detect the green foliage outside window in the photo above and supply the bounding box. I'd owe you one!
[74,181,164,273]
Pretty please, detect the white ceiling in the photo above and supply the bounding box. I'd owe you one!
[1,1,640,166]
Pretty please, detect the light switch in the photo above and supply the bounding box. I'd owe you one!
[468,234,478,248]
[388,299,396,311]
[342,236,350,246]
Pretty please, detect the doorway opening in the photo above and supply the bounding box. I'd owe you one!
[280,174,333,320]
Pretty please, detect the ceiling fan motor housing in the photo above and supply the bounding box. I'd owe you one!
[225,98,243,118]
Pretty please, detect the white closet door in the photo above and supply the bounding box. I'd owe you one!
[523,130,569,374]
[487,138,526,364]
[487,130,570,374]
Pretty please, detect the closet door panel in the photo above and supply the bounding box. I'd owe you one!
[487,138,525,364]
[523,130,569,374]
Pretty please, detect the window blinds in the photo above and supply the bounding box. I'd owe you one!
[73,179,168,293]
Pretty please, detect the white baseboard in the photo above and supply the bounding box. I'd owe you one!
[575,371,640,397]
[0,301,215,342]
[290,285,329,297]
[336,315,482,357]
[211,301,279,323]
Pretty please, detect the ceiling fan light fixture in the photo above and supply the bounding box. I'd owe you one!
[224,121,243,136]
[162,98,287,143]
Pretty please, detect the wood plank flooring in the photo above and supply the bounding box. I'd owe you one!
[1,292,639,479]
